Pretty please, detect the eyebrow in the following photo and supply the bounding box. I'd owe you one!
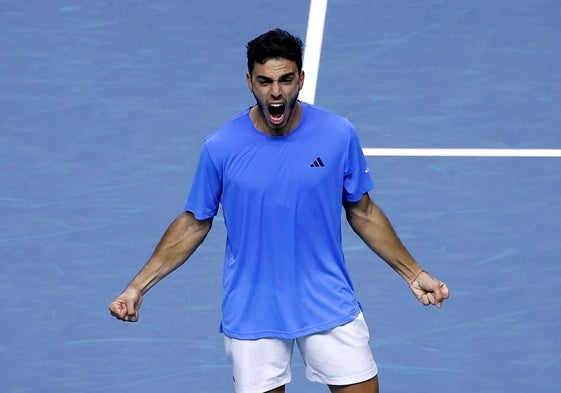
[255,72,296,82]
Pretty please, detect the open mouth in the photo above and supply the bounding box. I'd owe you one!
[268,103,285,124]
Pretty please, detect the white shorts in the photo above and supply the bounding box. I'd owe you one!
[224,313,378,393]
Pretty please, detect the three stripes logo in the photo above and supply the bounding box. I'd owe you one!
[310,157,325,167]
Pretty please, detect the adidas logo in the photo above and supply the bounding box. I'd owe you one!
[310,157,325,167]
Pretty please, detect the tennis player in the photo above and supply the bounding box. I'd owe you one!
[109,28,449,393]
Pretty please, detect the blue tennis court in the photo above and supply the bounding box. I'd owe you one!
[1,1,560,392]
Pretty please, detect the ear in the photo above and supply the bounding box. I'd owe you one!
[246,72,253,92]
[298,70,305,90]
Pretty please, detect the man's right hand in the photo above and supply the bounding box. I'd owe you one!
[109,288,143,322]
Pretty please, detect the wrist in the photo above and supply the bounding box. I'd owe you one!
[124,284,145,297]
[408,269,426,288]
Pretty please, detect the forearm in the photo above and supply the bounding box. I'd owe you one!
[345,194,450,308]
[126,211,212,295]
[345,197,422,284]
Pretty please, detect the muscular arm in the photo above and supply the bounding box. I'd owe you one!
[109,211,213,321]
[344,193,449,307]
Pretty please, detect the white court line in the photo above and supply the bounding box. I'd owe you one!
[362,148,561,157]
[300,0,328,104]
[301,2,559,159]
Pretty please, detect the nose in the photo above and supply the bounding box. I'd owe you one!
[271,81,282,98]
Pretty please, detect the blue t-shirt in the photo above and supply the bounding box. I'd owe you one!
[185,102,374,339]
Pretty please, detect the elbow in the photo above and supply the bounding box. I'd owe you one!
[345,210,367,235]
[177,211,213,241]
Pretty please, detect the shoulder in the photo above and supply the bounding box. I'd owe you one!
[302,102,351,125]
[200,107,258,160]
[205,108,252,145]
[301,102,358,142]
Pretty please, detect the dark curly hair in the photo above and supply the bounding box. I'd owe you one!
[246,29,304,75]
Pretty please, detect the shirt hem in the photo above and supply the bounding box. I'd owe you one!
[184,205,216,220]
[220,308,362,340]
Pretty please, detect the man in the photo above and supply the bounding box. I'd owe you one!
[109,29,449,393]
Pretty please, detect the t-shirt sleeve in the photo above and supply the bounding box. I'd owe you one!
[343,125,374,202]
[184,143,222,219]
